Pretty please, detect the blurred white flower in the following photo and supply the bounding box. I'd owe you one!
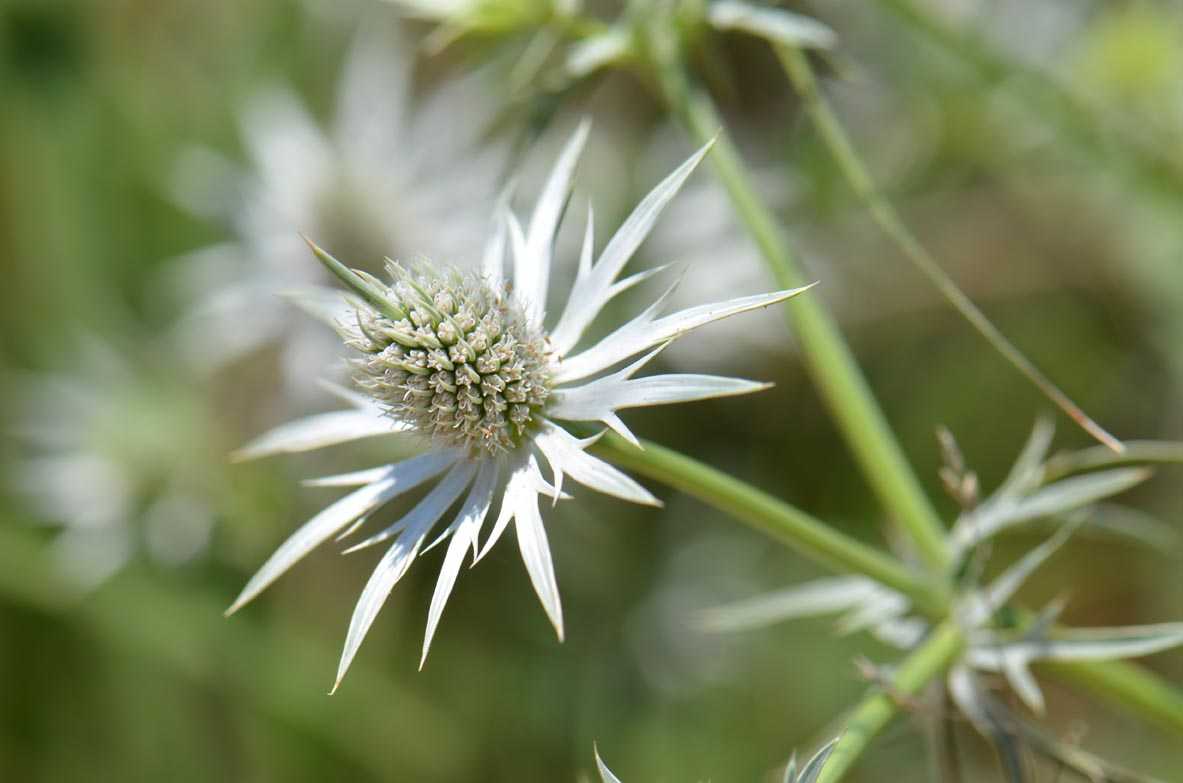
[9,340,218,589]
[167,23,508,403]
[696,420,1183,771]
[227,123,813,689]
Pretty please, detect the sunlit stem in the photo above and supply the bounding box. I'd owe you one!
[649,44,951,573]
[776,45,1122,453]
[593,434,949,617]
[596,435,1183,750]
[817,621,964,783]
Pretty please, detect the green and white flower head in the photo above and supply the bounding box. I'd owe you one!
[167,23,506,400]
[228,122,813,689]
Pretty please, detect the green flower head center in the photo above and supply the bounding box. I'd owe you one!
[349,263,552,456]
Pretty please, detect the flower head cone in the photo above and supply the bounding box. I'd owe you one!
[228,121,814,690]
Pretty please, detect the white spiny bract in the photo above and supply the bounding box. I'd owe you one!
[697,420,1183,763]
[228,122,813,690]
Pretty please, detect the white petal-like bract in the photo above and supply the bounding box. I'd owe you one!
[227,450,458,615]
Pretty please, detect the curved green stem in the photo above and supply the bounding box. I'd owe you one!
[592,434,948,616]
[818,621,964,782]
[649,43,951,574]
[775,45,1121,453]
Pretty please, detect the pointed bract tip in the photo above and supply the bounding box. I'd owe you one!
[223,591,250,617]
[227,446,260,463]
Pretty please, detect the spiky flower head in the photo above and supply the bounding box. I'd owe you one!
[347,262,551,454]
[229,121,814,690]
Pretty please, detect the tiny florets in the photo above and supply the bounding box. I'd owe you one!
[349,262,551,455]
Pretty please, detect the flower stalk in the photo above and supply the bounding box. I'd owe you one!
[646,35,951,574]
[817,620,964,783]
[775,45,1122,453]
[591,433,948,616]
[595,431,1183,764]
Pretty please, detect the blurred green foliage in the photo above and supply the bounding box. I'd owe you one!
[1,1,1182,780]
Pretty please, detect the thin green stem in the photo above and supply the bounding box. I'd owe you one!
[649,45,951,574]
[776,45,1122,453]
[817,621,964,782]
[592,434,948,616]
[873,0,1183,205]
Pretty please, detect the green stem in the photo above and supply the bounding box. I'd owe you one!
[593,434,948,617]
[595,436,1183,744]
[817,621,964,782]
[776,45,1121,454]
[649,44,951,574]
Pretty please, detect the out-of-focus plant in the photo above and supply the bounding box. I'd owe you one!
[166,22,507,406]
[8,338,224,589]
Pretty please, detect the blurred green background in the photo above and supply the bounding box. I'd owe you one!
[2,0,1182,780]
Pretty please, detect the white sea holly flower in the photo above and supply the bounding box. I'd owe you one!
[9,340,219,589]
[227,122,814,689]
[166,24,506,402]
